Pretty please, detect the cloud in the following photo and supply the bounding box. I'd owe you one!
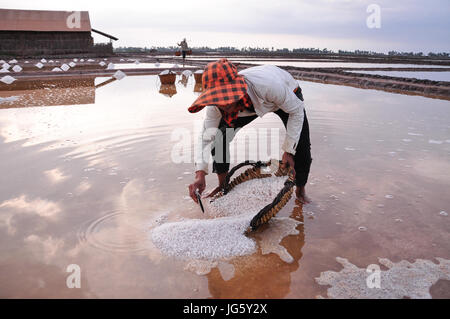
[24,234,65,264]
[0,195,61,218]
[1,0,449,51]
[0,195,62,234]
[44,168,69,184]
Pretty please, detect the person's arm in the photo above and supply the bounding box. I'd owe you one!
[194,105,222,173]
[265,84,305,155]
[265,83,304,176]
[189,106,221,202]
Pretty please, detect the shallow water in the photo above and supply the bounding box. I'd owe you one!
[0,73,449,298]
[183,56,449,69]
[230,60,450,69]
[113,63,196,69]
[346,70,450,82]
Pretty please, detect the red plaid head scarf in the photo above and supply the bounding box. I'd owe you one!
[188,59,252,124]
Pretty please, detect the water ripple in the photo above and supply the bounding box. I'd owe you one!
[77,210,149,254]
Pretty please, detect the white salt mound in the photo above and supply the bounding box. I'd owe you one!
[35,62,44,69]
[151,214,257,260]
[106,62,115,70]
[12,65,22,72]
[0,68,9,73]
[0,96,19,104]
[99,61,106,67]
[9,59,18,64]
[40,58,47,63]
[48,60,54,63]
[113,70,126,80]
[151,175,290,261]
[316,257,450,299]
[69,62,76,68]
[61,64,70,71]
[194,69,204,74]
[1,75,16,85]
[88,59,95,62]
[159,69,171,75]
[2,63,10,70]
[52,67,62,72]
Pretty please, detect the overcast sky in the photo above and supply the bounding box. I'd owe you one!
[2,0,449,53]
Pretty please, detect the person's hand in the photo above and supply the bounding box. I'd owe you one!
[205,172,228,198]
[282,151,296,178]
[188,171,206,203]
[204,186,222,199]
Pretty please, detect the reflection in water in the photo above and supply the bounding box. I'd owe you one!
[95,77,117,89]
[178,75,189,87]
[159,84,177,98]
[207,205,305,298]
[0,78,99,108]
[78,210,150,254]
[194,83,203,95]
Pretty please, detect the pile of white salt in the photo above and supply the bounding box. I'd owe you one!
[151,176,289,260]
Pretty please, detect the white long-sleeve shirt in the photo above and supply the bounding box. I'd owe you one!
[178,40,189,51]
[194,64,305,173]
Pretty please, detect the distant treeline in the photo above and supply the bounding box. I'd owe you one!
[114,46,449,58]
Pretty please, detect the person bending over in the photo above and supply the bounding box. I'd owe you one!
[188,58,312,204]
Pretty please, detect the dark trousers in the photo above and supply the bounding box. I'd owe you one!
[211,87,312,187]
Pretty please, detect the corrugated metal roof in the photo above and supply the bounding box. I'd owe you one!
[0,9,91,32]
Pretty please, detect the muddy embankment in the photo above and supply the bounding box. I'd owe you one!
[171,58,450,101]
[282,66,450,101]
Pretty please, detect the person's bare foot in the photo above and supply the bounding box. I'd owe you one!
[295,186,311,204]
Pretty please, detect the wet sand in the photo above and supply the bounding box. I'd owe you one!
[0,74,449,298]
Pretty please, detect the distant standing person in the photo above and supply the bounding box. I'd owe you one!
[177,38,189,63]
